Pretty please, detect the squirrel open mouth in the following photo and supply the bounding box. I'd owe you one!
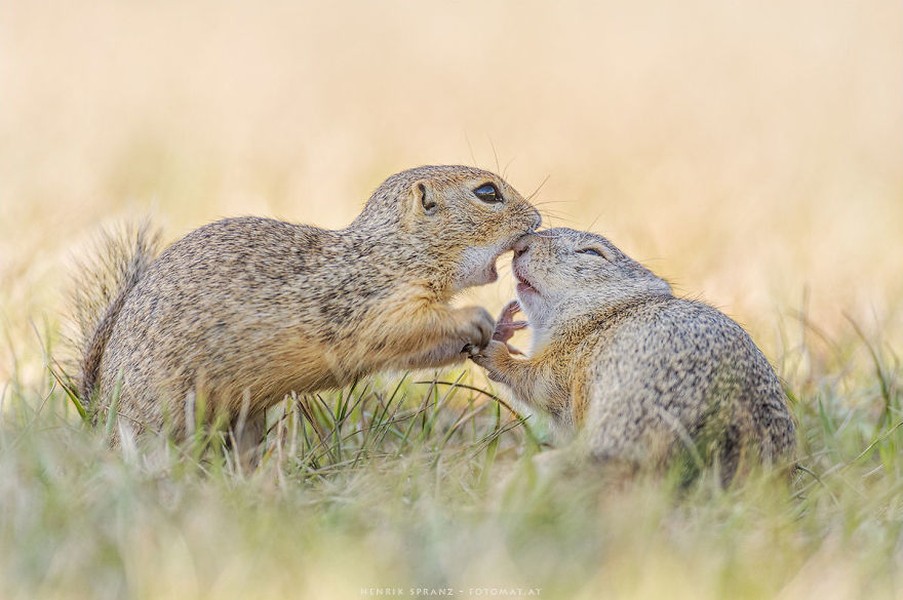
[514,271,539,296]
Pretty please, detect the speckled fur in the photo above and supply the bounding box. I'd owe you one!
[471,228,795,483]
[75,165,541,446]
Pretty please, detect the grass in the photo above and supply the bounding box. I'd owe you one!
[0,316,901,599]
[2,0,901,597]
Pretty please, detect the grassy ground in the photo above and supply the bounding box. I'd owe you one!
[2,1,902,598]
[0,319,901,599]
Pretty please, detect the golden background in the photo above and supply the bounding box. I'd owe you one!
[2,0,901,379]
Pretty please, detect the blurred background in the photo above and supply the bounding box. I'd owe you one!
[1,0,901,382]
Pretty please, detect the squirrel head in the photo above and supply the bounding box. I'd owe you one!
[353,165,543,293]
[511,227,672,336]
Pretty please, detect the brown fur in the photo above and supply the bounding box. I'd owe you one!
[472,228,796,484]
[73,166,541,453]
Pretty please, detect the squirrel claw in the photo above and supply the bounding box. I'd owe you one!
[499,300,521,321]
[463,343,484,357]
[493,300,529,344]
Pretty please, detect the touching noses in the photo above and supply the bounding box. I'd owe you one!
[530,210,543,231]
[513,235,534,258]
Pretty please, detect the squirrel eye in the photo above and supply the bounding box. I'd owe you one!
[473,183,502,203]
[577,248,605,258]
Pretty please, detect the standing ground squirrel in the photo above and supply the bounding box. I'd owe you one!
[470,228,795,483]
[73,165,541,452]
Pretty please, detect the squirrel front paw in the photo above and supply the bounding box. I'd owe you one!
[468,339,506,363]
[492,300,527,355]
[467,340,510,382]
[456,306,495,354]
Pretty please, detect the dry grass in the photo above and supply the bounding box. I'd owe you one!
[1,1,901,598]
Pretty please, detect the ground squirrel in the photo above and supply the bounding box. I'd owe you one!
[73,165,542,453]
[470,228,795,483]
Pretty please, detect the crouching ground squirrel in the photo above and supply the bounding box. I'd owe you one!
[73,165,542,454]
[470,228,795,484]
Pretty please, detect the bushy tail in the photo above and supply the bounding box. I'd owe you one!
[71,221,162,409]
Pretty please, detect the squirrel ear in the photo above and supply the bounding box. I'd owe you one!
[413,181,438,215]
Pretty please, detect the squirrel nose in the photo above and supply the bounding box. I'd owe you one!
[513,235,533,257]
[531,210,543,231]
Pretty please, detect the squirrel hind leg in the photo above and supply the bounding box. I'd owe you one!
[229,412,267,472]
